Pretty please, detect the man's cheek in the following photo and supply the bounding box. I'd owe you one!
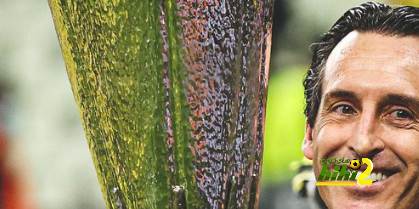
[382,128,419,164]
[314,124,351,155]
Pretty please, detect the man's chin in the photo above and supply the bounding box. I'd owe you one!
[321,193,395,209]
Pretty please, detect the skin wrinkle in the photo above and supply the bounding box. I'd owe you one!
[326,63,419,92]
[303,31,419,209]
[314,115,338,140]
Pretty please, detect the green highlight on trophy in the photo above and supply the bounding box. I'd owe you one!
[48,0,274,208]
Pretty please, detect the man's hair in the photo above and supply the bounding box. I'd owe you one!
[303,2,419,127]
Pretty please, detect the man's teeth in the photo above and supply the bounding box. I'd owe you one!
[353,171,387,182]
[376,172,382,180]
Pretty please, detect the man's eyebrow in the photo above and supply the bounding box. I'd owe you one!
[379,94,419,112]
[323,90,358,102]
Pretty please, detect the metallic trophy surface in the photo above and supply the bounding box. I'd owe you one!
[49,0,274,208]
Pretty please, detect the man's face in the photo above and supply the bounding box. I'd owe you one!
[303,31,419,208]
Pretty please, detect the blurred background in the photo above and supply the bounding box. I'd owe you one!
[0,0,416,208]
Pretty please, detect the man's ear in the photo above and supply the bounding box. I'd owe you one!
[302,120,314,160]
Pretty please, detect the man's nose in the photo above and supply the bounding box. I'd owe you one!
[348,109,385,158]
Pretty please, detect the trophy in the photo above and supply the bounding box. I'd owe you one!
[49,0,273,208]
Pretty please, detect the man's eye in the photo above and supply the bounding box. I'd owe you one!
[390,109,413,120]
[334,105,355,115]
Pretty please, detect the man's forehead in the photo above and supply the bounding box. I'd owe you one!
[325,31,419,73]
[323,31,419,88]
[319,31,419,106]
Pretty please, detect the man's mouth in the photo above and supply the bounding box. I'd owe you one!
[347,168,398,183]
[340,168,402,194]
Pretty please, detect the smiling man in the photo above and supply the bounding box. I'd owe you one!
[302,2,419,209]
